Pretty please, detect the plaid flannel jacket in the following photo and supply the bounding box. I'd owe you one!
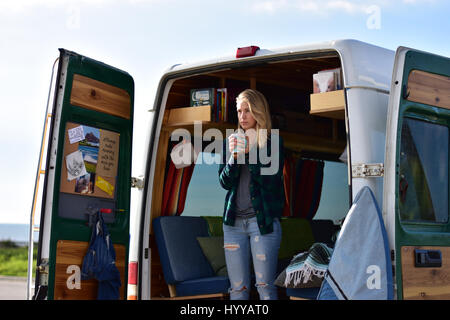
[218,134,285,235]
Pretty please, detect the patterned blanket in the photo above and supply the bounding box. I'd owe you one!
[284,242,333,287]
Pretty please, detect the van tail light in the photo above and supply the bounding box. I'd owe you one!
[127,261,138,300]
[236,46,260,58]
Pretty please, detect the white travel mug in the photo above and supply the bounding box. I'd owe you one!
[231,132,247,154]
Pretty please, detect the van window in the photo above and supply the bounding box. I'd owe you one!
[313,160,349,222]
[399,117,449,223]
[182,152,226,217]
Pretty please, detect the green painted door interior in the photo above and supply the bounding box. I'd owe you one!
[37,49,134,300]
[394,49,450,300]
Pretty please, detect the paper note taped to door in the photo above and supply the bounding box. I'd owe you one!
[95,175,114,196]
[66,150,88,181]
[68,126,85,144]
[96,130,120,178]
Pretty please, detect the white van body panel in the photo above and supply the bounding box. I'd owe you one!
[383,46,410,261]
[137,78,176,300]
[346,87,391,204]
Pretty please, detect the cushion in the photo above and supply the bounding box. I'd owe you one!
[175,276,230,297]
[275,268,323,289]
[197,236,228,276]
[278,218,315,260]
[201,216,224,237]
[153,216,215,284]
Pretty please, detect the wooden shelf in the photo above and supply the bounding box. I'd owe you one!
[310,90,345,120]
[163,105,237,135]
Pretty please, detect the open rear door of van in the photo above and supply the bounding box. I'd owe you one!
[34,49,134,300]
[385,47,450,300]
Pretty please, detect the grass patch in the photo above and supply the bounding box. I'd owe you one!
[0,241,37,278]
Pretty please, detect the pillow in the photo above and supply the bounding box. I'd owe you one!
[274,268,323,288]
[201,216,224,237]
[275,243,332,289]
[197,236,228,276]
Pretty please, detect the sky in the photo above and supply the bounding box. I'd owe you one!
[0,0,449,225]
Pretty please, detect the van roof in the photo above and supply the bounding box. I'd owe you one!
[166,39,396,93]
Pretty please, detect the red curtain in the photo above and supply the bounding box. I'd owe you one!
[283,155,296,217]
[161,142,196,216]
[283,153,324,220]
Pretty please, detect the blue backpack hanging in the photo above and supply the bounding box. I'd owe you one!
[81,210,121,300]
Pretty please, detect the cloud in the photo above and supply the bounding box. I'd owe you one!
[250,0,440,15]
[251,0,370,15]
[0,0,161,14]
[252,0,288,13]
[402,0,431,3]
[0,0,96,12]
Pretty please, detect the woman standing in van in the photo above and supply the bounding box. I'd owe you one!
[218,89,285,300]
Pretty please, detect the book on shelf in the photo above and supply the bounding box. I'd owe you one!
[312,68,342,93]
[217,88,228,122]
[190,88,216,107]
[190,87,228,123]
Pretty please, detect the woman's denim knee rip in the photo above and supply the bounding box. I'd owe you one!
[255,253,266,261]
[229,279,248,294]
[224,243,240,251]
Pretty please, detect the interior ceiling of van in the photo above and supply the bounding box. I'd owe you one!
[208,55,341,90]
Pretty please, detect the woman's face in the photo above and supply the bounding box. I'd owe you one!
[237,101,257,131]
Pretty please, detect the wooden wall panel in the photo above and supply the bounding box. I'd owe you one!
[401,246,450,300]
[54,240,126,300]
[407,70,450,110]
[70,74,131,119]
[150,129,170,224]
[149,235,170,298]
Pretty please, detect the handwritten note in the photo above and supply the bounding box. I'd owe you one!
[96,130,120,178]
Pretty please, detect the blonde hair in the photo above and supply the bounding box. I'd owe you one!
[236,89,272,148]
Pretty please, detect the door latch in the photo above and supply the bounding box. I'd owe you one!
[352,163,384,178]
[415,249,442,268]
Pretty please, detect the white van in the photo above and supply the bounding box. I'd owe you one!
[31,39,450,300]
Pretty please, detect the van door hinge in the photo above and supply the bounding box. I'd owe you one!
[352,163,384,178]
[131,176,145,190]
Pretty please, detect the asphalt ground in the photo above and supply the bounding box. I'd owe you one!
[0,276,27,300]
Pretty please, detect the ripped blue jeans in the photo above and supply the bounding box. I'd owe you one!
[223,216,281,300]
